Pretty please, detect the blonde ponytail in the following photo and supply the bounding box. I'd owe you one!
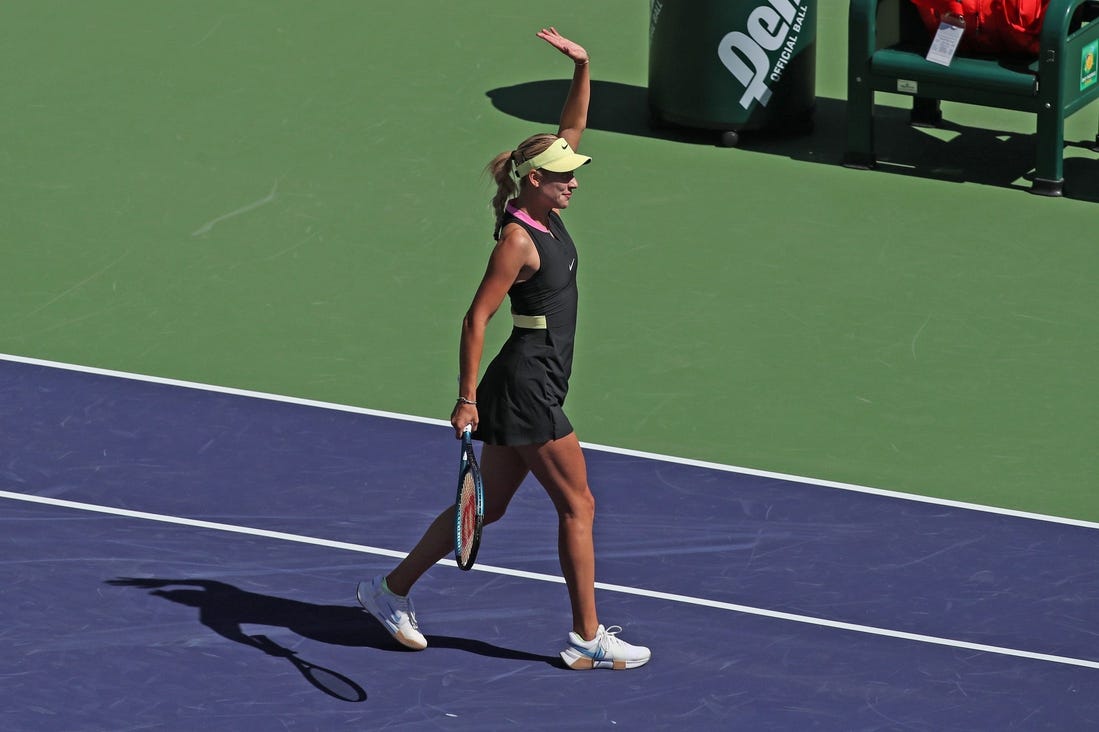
[486,150,519,239]
[486,133,558,239]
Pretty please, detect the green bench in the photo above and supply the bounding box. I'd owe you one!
[845,0,1099,195]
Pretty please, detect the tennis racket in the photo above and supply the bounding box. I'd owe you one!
[454,424,484,570]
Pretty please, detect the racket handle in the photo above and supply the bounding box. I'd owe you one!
[463,424,472,435]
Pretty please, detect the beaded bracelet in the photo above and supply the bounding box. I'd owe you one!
[456,396,478,406]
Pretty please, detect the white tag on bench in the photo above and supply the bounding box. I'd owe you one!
[926,15,966,66]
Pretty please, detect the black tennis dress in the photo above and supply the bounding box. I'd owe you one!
[473,209,579,446]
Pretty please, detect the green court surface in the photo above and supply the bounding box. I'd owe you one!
[2,2,1096,521]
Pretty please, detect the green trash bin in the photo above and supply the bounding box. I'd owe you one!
[648,0,817,146]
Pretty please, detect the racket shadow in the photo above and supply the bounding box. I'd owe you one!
[106,577,561,671]
[249,633,367,702]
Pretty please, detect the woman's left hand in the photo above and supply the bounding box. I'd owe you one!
[537,27,589,65]
[451,401,478,438]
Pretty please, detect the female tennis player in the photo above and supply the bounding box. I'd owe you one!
[358,26,650,670]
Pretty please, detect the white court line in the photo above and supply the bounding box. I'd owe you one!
[3,351,1097,531]
[2,488,1098,671]
[2,353,1099,670]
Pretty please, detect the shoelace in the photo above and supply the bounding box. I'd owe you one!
[598,625,626,650]
[392,595,419,629]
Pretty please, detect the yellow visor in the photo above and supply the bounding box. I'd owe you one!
[513,138,591,179]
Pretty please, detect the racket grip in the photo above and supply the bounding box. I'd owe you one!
[463,424,472,435]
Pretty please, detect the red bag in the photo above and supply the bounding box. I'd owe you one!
[911,0,1050,55]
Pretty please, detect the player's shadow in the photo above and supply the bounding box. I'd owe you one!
[487,79,1099,201]
[107,578,561,700]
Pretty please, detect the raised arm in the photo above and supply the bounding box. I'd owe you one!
[537,27,590,151]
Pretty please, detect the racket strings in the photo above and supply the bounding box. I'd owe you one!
[457,471,478,564]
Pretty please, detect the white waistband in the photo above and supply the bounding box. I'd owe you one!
[512,313,547,329]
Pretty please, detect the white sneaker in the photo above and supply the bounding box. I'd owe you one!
[356,575,427,650]
[560,624,651,670]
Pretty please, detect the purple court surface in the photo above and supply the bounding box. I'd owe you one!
[2,355,1097,730]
